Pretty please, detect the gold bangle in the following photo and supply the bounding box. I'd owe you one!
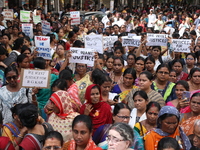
[18,134,24,139]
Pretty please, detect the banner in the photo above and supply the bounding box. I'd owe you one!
[20,10,30,22]
[103,36,118,48]
[172,39,191,53]
[85,34,103,54]
[42,20,51,35]
[147,33,168,47]
[122,36,141,47]
[35,36,51,60]
[33,15,41,24]
[20,69,50,88]
[3,9,13,20]
[69,48,95,66]
[70,11,80,25]
[22,24,33,39]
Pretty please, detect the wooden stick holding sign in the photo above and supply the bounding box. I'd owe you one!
[20,69,50,88]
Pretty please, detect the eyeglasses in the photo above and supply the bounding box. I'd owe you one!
[106,135,124,143]
[6,75,18,80]
[158,71,169,75]
[194,133,200,139]
[116,115,132,119]
[43,146,62,150]
[186,58,194,60]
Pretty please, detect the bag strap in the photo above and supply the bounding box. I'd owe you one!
[42,123,49,136]
[5,141,11,150]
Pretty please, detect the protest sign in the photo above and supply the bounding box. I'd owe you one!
[33,15,41,24]
[172,39,191,53]
[35,36,51,60]
[42,20,51,35]
[122,36,141,47]
[128,33,137,38]
[3,9,13,20]
[85,34,103,53]
[20,10,30,22]
[103,36,118,48]
[69,48,95,66]
[20,69,50,88]
[22,24,33,39]
[146,33,168,47]
[70,11,80,25]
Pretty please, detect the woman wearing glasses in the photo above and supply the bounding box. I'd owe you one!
[93,103,144,150]
[0,66,34,124]
[107,123,134,150]
[151,64,176,103]
[184,53,196,74]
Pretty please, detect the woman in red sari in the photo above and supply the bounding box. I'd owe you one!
[80,84,112,134]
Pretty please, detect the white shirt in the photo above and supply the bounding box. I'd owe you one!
[148,14,156,27]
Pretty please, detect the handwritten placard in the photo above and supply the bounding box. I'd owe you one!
[35,36,51,60]
[69,48,95,66]
[122,36,141,47]
[128,33,137,38]
[20,10,30,22]
[22,24,33,39]
[70,11,80,25]
[103,36,118,48]
[42,20,51,35]
[3,9,13,20]
[172,39,191,53]
[20,69,50,88]
[147,33,168,47]
[33,15,41,24]
[85,34,103,53]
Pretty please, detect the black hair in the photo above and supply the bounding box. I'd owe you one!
[12,37,24,50]
[73,40,84,47]
[146,101,161,113]
[191,92,200,99]
[46,33,56,43]
[113,56,124,66]
[114,47,124,54]
[21,45,31,54]
[24,36,31,44]
[113,41,122,47]
[18,103,38,129]
[133,90,148,101]
[127,53,136,61]
[145,55,155,64]
[186,53,196,60]
[140,71,153,81]
[51,79,68,91]
[10,104,23,118]
[59,69,72,80]
[151,46,163,64]
[12,25,19,30]
[158,137,180,150]
[187,68,200,80]
[123,68,137,80]
[17,54,28,66]
[92,68,105,85]
[172,59,184,68]
[156,64,170,73]
[113,103,131,116]
[43,131,64,146]
[4,66,19,77]
[190,30,196,36]
[68,31,75,39]
[72,115,93,132]
[2,33,11,40]
[124,15,132,21]
[98,53,105,61]
[99,75,112,86]
[33,57,46,69]
[0,45,8,56]
[175,80,189,91]
[73,26,80,34]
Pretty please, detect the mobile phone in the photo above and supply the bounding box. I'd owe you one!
[113,95,120,102]
[182,91,190,102]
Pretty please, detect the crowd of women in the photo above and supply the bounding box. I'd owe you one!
[0,2,200,150]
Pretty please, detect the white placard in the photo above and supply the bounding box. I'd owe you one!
[172,39,191,53]
[35,36,51,60]
[22,24,33,39]
[3,9,13,20]
[103,36,118,48]
[122,36,141,47]
[20,10,30,22]
[147,33,168,46]
[69,48,95,66]
[128,33,137,38]
[110,0,114,12]
[85,34,103,54]
[20,69,50,88]
[42,20,51,35]
[70,11,80,25]
[33,15,41,24]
